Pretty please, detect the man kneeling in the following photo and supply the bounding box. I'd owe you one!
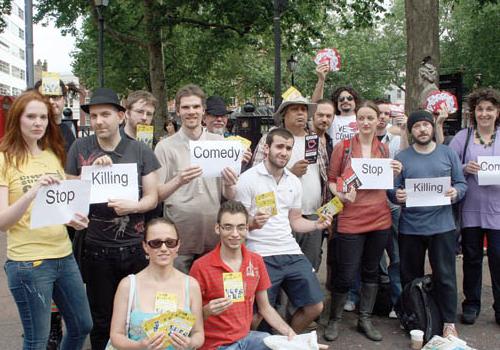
[190,200,295,350]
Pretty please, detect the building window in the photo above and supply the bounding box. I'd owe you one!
[0,60,9,74]
[19,48,25,60]
[18,28,24,39]
[18,7,24,20]
[12,66,25,80]
[0,83,10,95]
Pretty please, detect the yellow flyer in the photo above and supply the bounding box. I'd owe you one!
[255,191,278,216]
[282,86,302,100]
[136,125,154,148]
[142,312,173,338]
[165,311,196,338]
[316,196,344,220]
[154,292,177,313]
[41,72,62,95]
[226,135,252,150]
[223,272,245,302]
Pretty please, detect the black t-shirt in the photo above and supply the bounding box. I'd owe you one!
[65,134,161,247]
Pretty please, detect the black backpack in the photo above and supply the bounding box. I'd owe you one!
[395,275,443,343]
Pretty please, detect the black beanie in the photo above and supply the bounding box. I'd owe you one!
[407,110,435,132]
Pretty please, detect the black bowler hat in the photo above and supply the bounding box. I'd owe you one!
[206,96,231,116]
[81,88,126,114]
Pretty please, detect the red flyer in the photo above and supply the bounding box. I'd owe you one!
[336,167,362,193]
[304,134,319,164]
[314,48,341,72]
[424,91,458,114]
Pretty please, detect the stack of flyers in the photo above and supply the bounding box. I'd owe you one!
[305,134,319,164]
[316,196,344,220]
[424,90,458,114]
[226,135,252,150]
[314,48,342,72]
[336,167,362,193]
[142,311,195,347]
[137,125,154,148]
[154,292,177,313]
[255,191,278,216]
[223,272,245,302]
[282,86,303,101]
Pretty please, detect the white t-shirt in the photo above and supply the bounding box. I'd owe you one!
[288,136,322,215]
[327,114,358,146]
[235,162,303,257]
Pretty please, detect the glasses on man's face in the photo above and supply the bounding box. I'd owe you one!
[146,238,179,249]
[338,96,354,103]
[220,224,247,233]
[132,109,154,118]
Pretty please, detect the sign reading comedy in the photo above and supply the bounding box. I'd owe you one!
[477,156,500,186]
[81,163,139,204]
[189,140,243,178]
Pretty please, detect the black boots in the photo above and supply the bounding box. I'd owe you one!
[324,292,347,341]
[357,283,383,341]
[47,311,62,350]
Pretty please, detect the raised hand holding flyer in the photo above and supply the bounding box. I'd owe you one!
[314,48,342,71]
[223,272,245,302]
[305,135,319,164]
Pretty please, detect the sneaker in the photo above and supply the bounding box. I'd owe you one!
[388,309,398,319]
[443,323,458,338]
[461,309,478,325]
[344,300,356,312]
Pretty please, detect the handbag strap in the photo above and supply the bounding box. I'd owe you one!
[125,274,136,332]
[462,127,473,163]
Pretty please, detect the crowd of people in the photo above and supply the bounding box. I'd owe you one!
[0,68,498,350]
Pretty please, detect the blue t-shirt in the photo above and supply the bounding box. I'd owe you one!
[388,144,467,236]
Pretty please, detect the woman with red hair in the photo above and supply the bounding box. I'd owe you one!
[0,90,92,349]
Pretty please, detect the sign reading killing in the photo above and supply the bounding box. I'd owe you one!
[405,176,451,208]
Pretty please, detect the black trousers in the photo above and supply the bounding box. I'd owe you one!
[332,230,390,294]
[399,230,457,323]
[82,242,148,350]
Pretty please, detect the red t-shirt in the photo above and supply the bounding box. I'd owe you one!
[190,243,271,350]
[328,134,391,234]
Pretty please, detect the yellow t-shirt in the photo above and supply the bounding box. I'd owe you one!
[0,150,72,261]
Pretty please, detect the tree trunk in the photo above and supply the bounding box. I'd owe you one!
[144,0,168,142]
[404,0,440,114]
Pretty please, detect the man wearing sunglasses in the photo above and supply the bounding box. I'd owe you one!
[122,90,158,141]
[190,200,296,350]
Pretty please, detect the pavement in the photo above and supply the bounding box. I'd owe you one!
[1,235,499,349]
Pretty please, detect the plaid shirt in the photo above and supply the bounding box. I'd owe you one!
[251,127,331,205]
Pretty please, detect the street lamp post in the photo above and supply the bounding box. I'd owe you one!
[286,54,298,87]
[95,0,109,87]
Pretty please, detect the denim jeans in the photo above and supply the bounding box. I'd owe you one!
[217,331,270,350]
[82,242,148,350]
[4,254,92,350]
[332,230,390,294]
[461,227,500,317]
[399,230,457,323]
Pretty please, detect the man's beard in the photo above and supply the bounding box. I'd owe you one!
[211,127,225,136]
[413,135,432,146]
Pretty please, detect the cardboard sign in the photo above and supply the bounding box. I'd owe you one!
[316,196,344,220]
[477,156,500,186]
[223,272,245,302]
[81,163,139,204]
[30,180,91,229]
[136,125,154,148]
[304,135,319,164]
[41,72,62,95]
[255,191,278,216]
[189,140,243,178]
[405,177,451,207]
[314,48,341,71]
[424,90,458,114]
[350,158,393,189]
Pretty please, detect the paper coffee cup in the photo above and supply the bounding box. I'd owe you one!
[410,329,424,350]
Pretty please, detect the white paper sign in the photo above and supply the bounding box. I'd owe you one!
[190,140,243,178]
[351,158,393,189]
[30,180,91,229]
[477,156,500,186]
[81,163,138,204]
[406,177,451,208]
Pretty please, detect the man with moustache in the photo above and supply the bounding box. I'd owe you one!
[204,95,231,136]
[190,200,296,350]
[65,88,161,349]
[388,110,467,338]
[312,99,335,160]
[155,84,239,274]
[236,128,332,334]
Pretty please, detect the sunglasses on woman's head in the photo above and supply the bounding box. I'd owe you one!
[338,96,354,102]
[146,238,179,249]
